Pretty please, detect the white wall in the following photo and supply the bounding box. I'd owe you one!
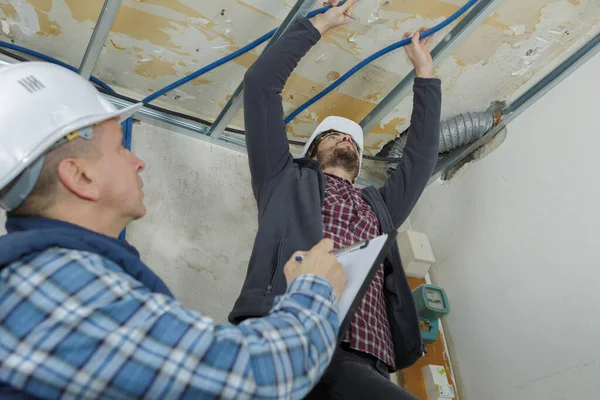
[410,52,600,400]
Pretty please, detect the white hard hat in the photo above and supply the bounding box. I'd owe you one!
[0,62,142,211]
[300,116,364,173]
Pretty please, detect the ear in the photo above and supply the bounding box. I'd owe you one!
[57,158,100,201]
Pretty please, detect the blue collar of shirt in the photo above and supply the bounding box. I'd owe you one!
[1,216,173,297]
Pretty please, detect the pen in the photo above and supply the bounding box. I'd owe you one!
[295,240,368,262]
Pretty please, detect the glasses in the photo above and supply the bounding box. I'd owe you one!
[308,130,359,157]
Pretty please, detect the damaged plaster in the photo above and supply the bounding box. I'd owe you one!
[0,0,598,158]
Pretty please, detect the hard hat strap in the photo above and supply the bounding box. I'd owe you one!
[49,125,94,151]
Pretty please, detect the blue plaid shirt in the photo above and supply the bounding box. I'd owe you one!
[0,247,339,399]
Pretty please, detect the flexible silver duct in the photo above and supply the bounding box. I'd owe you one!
[384,111,495,177]
[438,111,495,152]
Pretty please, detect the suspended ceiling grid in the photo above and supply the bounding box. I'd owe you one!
[0,0,599,156]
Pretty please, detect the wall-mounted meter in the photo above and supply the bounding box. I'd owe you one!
[412,284,450,343]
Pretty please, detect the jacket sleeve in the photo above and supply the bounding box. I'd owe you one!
[0,249,339,400]
[378,78,442,228]
[244,19,321,193]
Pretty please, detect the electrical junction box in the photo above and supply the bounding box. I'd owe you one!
[413,284,450,320]
[423,365,455,400]
[428,383,455,400]
[397,230,435,278]
[412,284,450,343]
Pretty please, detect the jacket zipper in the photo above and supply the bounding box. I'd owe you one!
[265,177,298,296]
[266,238,286,295]
[265,263,279,295]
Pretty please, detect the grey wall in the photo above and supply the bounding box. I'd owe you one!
[126,123,258,321]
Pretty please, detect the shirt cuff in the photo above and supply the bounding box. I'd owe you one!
[300,18,322,42]
[414,77,442,86]
[286,274,336,304]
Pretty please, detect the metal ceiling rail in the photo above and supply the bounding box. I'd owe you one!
[104,93,212,136]
[207,0,321,139]
[78,0,122,80]
[100,92,394,186]
[429,30,600,185]
[360,0,505,135]
[4,7,594,191]
[91,30,600,189]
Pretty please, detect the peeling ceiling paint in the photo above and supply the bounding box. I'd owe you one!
[1,0,599,156]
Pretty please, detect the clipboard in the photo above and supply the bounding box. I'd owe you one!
[335,231,398,339]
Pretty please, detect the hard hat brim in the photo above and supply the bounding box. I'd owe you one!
[113,102,143,123]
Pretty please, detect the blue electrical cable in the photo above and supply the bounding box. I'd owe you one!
[118,116,134,241]
[0,40,115,93]
[141,0,476,123]
[0,40,134,149]
[0,42,133,144]
[123,116,133,150]
[142,31,273,103]
[0,3,326,242]
[1,0,477,124]
[284,0,479,124]
[0,0,477,241]
[141,5,334,104]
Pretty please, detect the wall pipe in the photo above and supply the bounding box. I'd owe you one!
[429,30,600,185]
[383,111,495,177]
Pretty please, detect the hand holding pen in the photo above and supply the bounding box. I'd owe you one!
[284,239,347,301]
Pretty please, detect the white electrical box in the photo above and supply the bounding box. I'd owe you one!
[422,364,455,400]
[397,230,435,278]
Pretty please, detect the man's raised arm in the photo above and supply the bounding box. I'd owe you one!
[243,1,358,192]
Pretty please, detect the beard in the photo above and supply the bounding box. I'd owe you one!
[316,144,360,179]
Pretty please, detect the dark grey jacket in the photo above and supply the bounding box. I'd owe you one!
[228,19,441,370]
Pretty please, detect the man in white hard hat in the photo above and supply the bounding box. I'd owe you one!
[230,0,441,398]
[0,61,348,399]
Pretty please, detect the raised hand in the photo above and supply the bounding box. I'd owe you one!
[403,27,434,79]
[312,0,357,35]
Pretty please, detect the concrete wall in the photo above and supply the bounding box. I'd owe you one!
[125,124,258,320]
[409,52,600,399]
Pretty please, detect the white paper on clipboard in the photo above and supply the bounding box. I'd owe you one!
[335,234,389,323]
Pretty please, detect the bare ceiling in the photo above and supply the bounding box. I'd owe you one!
[1,0,599,155]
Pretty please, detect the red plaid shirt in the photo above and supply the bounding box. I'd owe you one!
[322,174,396,369]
